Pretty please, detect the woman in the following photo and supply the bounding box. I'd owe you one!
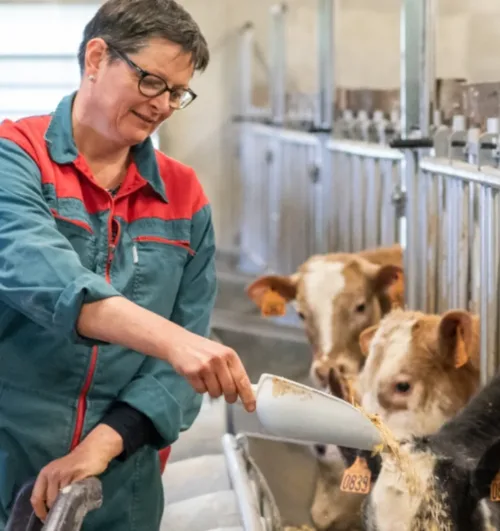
[0,0,255,529]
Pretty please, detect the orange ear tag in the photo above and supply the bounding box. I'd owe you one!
[454,327,469,369]
[491,472,500,501]
[261,289,287,317]
[340,456,371,495]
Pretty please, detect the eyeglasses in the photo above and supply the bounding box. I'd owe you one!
[106,44,197,110]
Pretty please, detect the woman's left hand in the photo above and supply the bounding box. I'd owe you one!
[30,424,124,521]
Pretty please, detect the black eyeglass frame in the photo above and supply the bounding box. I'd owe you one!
[106,43,197,110]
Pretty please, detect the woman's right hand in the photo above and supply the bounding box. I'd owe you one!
[168,333,256,412]
[77,296,257,412]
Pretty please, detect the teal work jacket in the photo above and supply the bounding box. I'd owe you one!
[0,92,217,530]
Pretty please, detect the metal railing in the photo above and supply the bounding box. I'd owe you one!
[405,156,500,385]
[326,139,404,252]
[238,124,324,276]
[222,433,282,531]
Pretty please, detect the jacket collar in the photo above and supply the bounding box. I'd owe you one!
[44,92,168,202]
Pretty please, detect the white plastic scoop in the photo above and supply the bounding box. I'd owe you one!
[243,373,383,451]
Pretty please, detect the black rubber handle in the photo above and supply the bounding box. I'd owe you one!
[389,138,434,149]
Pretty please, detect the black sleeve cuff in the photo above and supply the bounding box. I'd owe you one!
[100,401,162,461]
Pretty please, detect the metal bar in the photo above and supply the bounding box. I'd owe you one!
[221,434,266,531]
[403,151,417,308]
[365,157,378,248]
[6,477,102,531]
[43,478,102,531]
[268,136,282,273]
[245,123,320,145]
[480,186,493,386]
[315,0,334,131]
[400,0,436,137]
[419,158,500,189]
[457,180,469,309]
[352,155,363,251]
[437,174,447,313]
[269,3,287,126]
[327,139,404,160]
[237,23,254,117]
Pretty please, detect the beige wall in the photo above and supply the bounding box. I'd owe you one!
[165,0,500,248]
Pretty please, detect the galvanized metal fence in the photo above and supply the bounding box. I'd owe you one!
[238,124,324,276]
[405,155,500,384]
[238,121,405,276]
[325,140,404,253]
[236,116,500,383]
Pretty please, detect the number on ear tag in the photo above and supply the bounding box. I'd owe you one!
[340,456,371,495]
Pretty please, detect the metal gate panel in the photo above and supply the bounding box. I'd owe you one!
[272,130,321,275]
[326,140,404,253]
[239,123,277,274]
[414,157,500,385]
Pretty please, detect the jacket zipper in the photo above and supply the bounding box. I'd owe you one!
[70,205,120,451]
[70,345,99,450]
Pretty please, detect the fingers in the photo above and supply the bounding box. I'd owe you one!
[215,360,238,404]
[226,354,256,412]
[188,375,207,394]
[202,369,222,399]
[201,348,250,407]
[31,472,49,521]
[46,472,61,513]
[181,337,255,412]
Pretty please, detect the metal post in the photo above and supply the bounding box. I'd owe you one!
[222,434,266,531]
[238,22,254,119]
[315,0,334,132]
[400,0,436,138]
[269,3,287,126]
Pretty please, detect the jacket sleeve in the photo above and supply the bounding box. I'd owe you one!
[0,139,121,342]
[116,202,217,448]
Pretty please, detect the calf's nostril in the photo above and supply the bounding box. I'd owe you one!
[314,444,326,456]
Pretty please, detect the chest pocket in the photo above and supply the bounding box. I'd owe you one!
[131,235,194,317]
[52,211,97,272]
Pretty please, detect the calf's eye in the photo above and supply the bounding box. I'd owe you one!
[355,303,366,313]
[297,311,305,320]
[395,382,411,394]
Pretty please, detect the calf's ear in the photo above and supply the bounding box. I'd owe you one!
[438,310,474,369]
[470,437,500,500]
[359,325,379,357]
[370,264,405,308]
[245,274,298,306]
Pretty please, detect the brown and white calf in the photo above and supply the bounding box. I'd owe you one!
[312,308,481,531]
[356,307,480,439]
[362,359,500,531]
[246,244,405,388]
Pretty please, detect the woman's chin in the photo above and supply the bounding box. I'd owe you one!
[122,127,154,147]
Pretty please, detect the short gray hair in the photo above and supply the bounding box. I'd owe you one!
[77,0,209,75]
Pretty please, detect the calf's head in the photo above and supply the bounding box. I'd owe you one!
[365,367,500,531]
[246,250,404,388]
[357,308,480,439]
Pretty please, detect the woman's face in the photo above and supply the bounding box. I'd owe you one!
[85,37,195,146]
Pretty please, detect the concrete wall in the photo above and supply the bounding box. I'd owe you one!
[165,0,500,248]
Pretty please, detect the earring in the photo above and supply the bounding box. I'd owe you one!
[88,75,96,82]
